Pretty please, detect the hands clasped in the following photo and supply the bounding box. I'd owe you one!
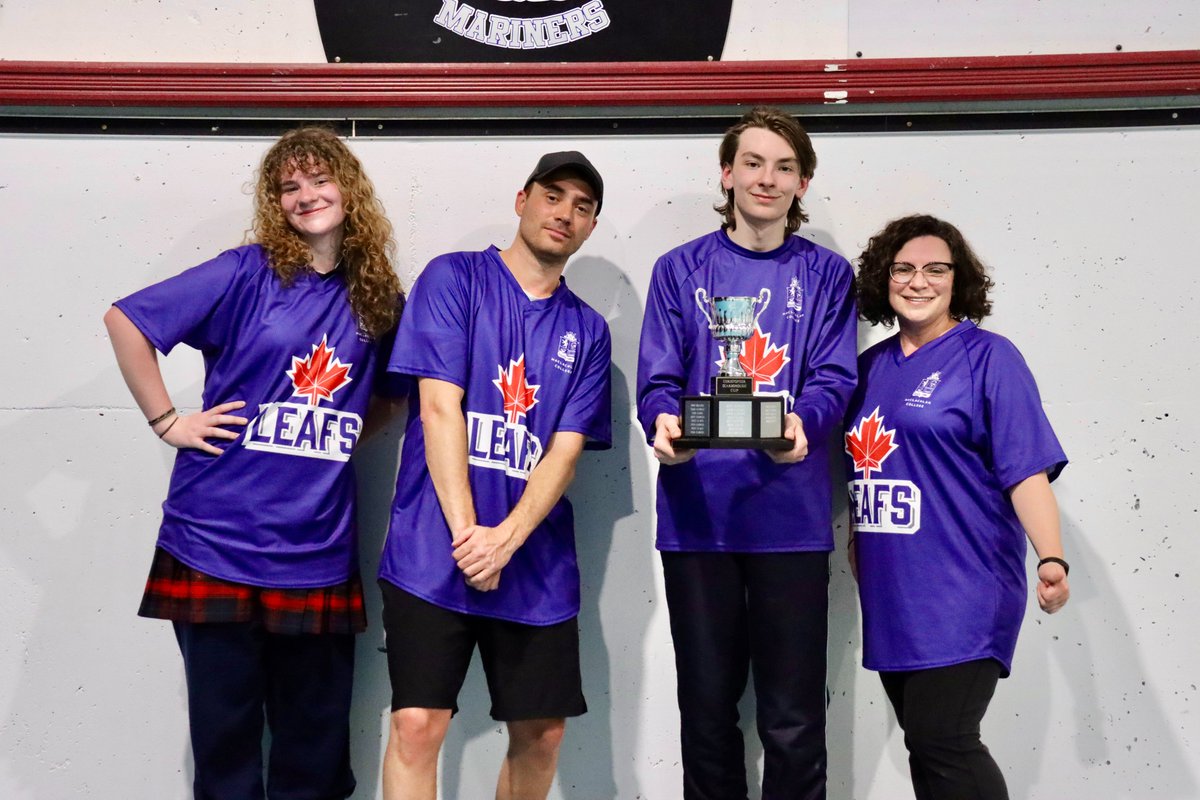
[452,523,517,593]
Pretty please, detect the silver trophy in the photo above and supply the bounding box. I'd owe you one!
[678,287,787,450]
[695,288,771,381]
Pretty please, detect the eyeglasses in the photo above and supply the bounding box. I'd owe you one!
[889,261,954,285]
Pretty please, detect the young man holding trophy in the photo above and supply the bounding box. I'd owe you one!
[636,107,857,800]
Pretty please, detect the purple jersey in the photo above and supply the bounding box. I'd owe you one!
[114,245,396,588]
[844,321,1067,674]
[637,230,857,551]
[379,247,612,625]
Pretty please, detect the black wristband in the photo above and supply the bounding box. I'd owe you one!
[157,416,180,439]
[1037,556,1069,575]
[147,406,176,426]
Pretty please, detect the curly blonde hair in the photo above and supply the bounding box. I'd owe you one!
[253,127,402,338]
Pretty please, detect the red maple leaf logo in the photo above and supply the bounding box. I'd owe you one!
[737,326,791,391]
[845,407,899,480]
[288,335,353,406]
[493,354,539,424]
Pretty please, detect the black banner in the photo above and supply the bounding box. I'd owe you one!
[314,0,734,62]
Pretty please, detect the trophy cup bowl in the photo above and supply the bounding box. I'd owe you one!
[704,293,765,379]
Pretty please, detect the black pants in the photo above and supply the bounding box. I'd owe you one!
[661,551,829,800]
[173,622,357,800]
[879,659,1008,800]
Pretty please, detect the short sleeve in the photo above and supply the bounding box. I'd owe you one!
[112,248,246,355]
[387,255,470,387]
[979,337,1068,488]
[561,316,612,450]
[635,253,690,442]
[372,296,411,397]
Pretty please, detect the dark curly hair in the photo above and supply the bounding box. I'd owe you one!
[252,127,402,339]
[855,214,994,327]
[715,106,817,236]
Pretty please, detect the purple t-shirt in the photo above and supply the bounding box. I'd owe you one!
[844,321,1067,674]
[115,245,394,588]
[637,229,857,551]
[379,247,612,625]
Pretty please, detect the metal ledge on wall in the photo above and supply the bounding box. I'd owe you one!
[1,50,1198,132]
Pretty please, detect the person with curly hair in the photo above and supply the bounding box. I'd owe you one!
[103,127,403,800]
[845,214,1071,800]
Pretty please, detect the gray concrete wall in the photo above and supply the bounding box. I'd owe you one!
[3,126,1197,799]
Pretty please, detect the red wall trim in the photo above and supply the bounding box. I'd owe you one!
[2,51,1198,112]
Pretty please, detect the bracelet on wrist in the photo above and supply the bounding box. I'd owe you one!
[157,416,180,439]
[1037,556,1069,575]
[147,407,176,427]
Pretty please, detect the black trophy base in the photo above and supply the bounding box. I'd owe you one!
[676,393,790,451]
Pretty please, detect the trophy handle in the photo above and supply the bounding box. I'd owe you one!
[754,288,771,324]
[694,288,714,327]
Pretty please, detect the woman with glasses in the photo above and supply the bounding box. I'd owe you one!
[844,214,1070,800]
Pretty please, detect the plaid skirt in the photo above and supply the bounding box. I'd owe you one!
[138,547,367,635]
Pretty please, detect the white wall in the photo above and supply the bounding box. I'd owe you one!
[2,125,1198,799]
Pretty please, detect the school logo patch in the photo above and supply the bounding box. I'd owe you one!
[846,408,920,534]
[552,330,579,374]
[243,336,363,462]
[784,277,804,322]
[911,371,941,399]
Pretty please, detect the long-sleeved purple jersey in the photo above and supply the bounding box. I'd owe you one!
[637,229,857,552]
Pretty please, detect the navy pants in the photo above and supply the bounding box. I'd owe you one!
[880,659,1008,800]
[661,551,829,800]
[173,622,356,800]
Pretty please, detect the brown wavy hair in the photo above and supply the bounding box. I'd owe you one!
[715,106,818,236]
[855,214,994,327]
[252,127,402,338]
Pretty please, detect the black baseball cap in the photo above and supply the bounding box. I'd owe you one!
[525,151,604,215]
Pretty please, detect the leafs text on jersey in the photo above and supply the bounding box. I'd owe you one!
[846,407,899,480]
[494,355,540,424]
[288,335,353,406]
[738,326,791,391]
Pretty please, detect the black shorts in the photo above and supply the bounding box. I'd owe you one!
[379,580,586,721]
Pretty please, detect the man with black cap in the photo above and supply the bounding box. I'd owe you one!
[377,151,612,800]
